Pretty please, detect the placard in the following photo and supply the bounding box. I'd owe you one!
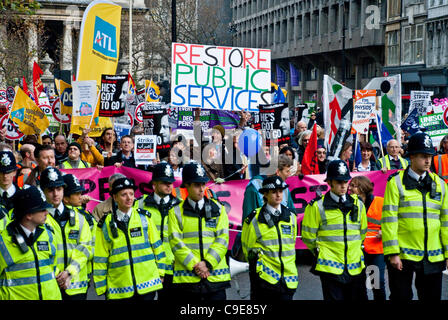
[134,135,157,165]
[99,74,127,117]
[171,43,271,111]
[253,103,290,146]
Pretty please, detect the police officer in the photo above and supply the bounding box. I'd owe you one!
[382,132,448,301]
[168,162,231,301]
[93,177,166,300]
[135,162,181,300]
[0,150,19,212]
[302,160,367,301]
[62,173,96,280]
[40,166,92,300]
[0,186,61,300]
[241,175,298,300]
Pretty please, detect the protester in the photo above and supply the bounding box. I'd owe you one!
[60,142,91,169]
[17,144,37,170]
[376,139,408,173]
[339,142,353,171]
[279,146,299,176]
[96,127,120,162]
[105,135,136,168]
[349,176,385,301]
[316,144,329,174]
[25,144,56,187]
[54,134,69,166]
[42,135,53,146]
[355,142,377,172]
[76,128,104,167]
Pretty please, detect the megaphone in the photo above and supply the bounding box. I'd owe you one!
[229,257,249,278]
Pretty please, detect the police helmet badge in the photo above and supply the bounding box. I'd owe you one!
[124,179,130,186]
[73,176,81,187]
[423,135,432,148]
[38,188,46,202]
[276,178,281,186]
[48,168,58,182]
[338,162,348,175]
[1,153,11,167]
[196,164,205,177]
[165,165,172,177]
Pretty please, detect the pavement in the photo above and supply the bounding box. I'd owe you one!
[86,250,448,300]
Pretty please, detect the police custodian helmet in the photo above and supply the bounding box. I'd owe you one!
[180,162,209,187]
[0,151,17,173]
[40,167,66,190]
[325,160,352,182]
[406,132,436,156]
[150,162,175,186]
[13,186,52,220]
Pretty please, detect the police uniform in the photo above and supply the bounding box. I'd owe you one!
[0,151,19,218]
[241,176,298,300]
[168,162,231,301]
[63,173,96,281]
[93,178,166,300]
[135,162,181,300]
[382,132,448,301]
[0,186,61,300]
[40,167,93,300]
[302,160,367,301]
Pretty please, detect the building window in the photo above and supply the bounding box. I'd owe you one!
[403,24,424,64]
[297,15,302,39]
[386,30,400,65]
[388,0,400,19]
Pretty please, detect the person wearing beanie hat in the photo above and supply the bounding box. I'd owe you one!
[241,175,298,300]
[302,160,368,301]
[93,176,167,300]
[40,166,93,300]
[60,142,90,169]
[167,161,231,301]
[382,132,448,301]
[0,186,62,300]
[134,162,181,300]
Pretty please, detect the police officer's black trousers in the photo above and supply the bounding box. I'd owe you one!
[249,272,296,301]
[319,273,367,301]
[387,262,443,301]
[61,291,87,300]
[157,274,173,300]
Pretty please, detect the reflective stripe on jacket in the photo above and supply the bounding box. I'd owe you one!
[302,194,367,276]
[381,170,448,262]
[364,196,384,254]
[93,208,165,299]
[241,205,298,289]
[434,154,448,183]
[46,208,92,295]
[167,199,230,285]
[0,224,61,300]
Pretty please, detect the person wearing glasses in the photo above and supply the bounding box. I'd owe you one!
[296,130,311,163]
[316,144,328,174]
[376,139,408,173]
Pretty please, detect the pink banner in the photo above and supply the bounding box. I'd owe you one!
[63,167,396,249]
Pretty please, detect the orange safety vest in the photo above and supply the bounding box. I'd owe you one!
[172,187,215,200]
[364,196,384,254]
[433,154,448,183]
[16,175,25,188]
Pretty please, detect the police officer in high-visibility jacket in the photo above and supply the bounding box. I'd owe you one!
[168,162,231,301]
[135,162,181,300]
[94,177,166,300]
[40,167,92,300]
[241,175,298,300]
[0,151,20,213]
[0,186,61,300]
[382,132,448,301]
[302,160,367,301]
[62,173,96,281]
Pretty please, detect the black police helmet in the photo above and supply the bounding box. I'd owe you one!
[0,151,17,174]
[406,132,436,156]
[180,162,209,188]
[150,162,175,186]
[325,160,351,182]
[13,186,52,220]
[258,175,288,194]
[110,177,138,195]
[63,173,85,196]
[40,167,66,190]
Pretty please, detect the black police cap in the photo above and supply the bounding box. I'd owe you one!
[325,160,351,182]
[63,173,85,196]
[259,175,288,194]
[111,177,138,195]
[180,162,209,188]
[0,151,17,173]
[40,166,66,190]
[13,186,52,220]
[150,162,175,185]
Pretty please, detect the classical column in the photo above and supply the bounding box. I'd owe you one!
[62,23,73,72]
[28,21,38,71]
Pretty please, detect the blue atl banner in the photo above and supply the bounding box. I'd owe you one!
[276,64,286,88]
[289,62,300,87]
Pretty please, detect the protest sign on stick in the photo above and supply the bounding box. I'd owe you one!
[99,74,127,117]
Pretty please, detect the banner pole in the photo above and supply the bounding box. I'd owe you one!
[375,95,385,160]
[89,92,101,129]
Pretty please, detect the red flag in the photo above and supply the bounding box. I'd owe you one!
[22,76,35,101]
[301,123,319,175]
[32,61,44,102]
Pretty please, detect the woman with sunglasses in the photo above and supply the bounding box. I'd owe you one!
[316,144,328,174]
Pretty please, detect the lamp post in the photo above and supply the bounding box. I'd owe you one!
[129,0,133,76]
[341,0,347,84]
[172,0,176,43]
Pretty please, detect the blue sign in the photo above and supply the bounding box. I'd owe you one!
[93,16,118,59]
